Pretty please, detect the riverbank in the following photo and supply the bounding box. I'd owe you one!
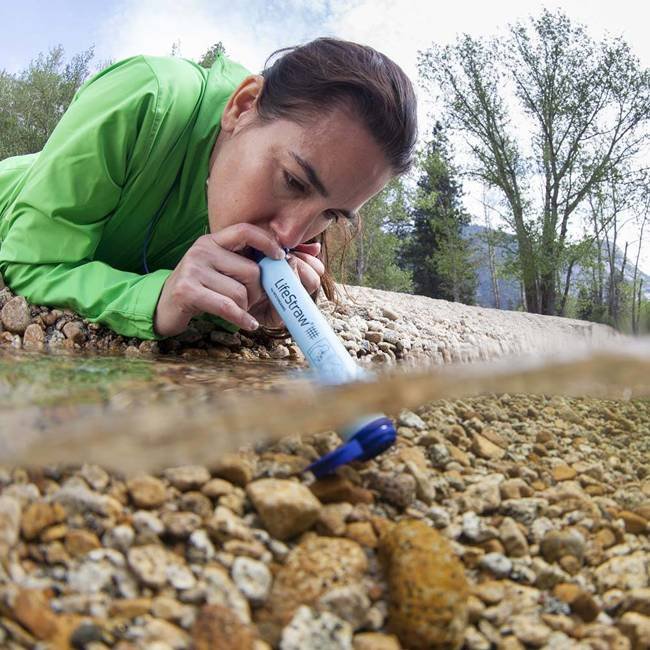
[0,284,618,365]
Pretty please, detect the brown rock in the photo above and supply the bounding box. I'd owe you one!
[479,428,507,448]
[1,296,31,334]
[64,529,101,557]
[471,580,505,605]
[210,453,256,487]
[470,433,505,460]
[126,475,167,509]
[20,502,66,541]
[366,471,417,509]
[247,479,321,540]
[11,589,59,640]
[595,527,617,549]
[161,511,202,538]
[447,444,470,467]
[109,598,153,618]
[265,535,367,625]
[379,519,469,650]
[619,510,648,535]
[163,465,211,491]
[353,632,402,649]
[553,583,600,622]
[40,524,68,543]
[201,478,235,499]
[310,475,374,504]
[621,589,650,616]
[617,612,650,650]
[22,323,45,348]
[192,604,256,650]
[316,503,352,536]
[62,321,86,344]
[346,521,378,548]
[552,465,577,482]
[540,529,585,564]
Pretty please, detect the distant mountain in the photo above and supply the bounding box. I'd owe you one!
[463,224,650,309]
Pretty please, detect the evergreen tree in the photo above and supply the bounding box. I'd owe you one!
[402,125,477,303]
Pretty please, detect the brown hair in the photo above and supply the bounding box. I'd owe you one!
[257,38,417,303]
[258,37,417,176]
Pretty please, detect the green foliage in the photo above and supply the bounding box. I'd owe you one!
[0,45,94,159]
[330,178,413,292]
[198,42,227,68]
[402,126,477,303]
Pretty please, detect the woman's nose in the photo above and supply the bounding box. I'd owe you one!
[269,210,315,250]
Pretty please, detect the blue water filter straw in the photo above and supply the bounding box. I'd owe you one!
[253,251,396,478]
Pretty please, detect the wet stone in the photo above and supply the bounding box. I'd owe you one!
[192,603,256,650]
[379,519,468,650]
[163,465,211,491]
[280,606,353,650]
[127,475,167,509]
[365,471,417,509]
[247,478,321,541]
[231,556,272,606]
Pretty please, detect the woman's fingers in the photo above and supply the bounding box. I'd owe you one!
[287,252,324,296]
[210,223,285,260]
[192,284,259,331]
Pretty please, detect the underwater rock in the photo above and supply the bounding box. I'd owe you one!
[379,519,469,650]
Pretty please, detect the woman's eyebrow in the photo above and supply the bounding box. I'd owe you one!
[290,152,329,198]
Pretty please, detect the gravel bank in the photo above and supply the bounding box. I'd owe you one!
[0,284,617,365]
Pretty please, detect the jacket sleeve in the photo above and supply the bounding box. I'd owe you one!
[0,57,172,340]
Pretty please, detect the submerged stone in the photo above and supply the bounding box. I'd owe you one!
[379,519,469,650]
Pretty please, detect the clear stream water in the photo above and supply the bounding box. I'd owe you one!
[1,340,648,473]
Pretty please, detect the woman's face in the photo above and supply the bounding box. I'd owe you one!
[206,76,393,250]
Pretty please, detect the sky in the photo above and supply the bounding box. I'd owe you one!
[1,0,648,270]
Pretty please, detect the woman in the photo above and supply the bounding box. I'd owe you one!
[0,38,417,340]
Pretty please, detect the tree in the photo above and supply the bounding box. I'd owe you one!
[419,9,650,315]
[402,126,476,303]
[0,45,94,160]
[329,178,413,292]
[198,42,227,69]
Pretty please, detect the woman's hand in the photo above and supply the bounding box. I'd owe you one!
[153,226,325,337]
[249,242,325,328]
[153,224,285,338]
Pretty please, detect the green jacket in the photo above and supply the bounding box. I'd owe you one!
[0,54,250,339]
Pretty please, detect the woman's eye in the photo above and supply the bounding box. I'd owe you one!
[284,171,306,194]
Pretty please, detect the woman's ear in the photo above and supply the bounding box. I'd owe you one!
[221,75,264,133]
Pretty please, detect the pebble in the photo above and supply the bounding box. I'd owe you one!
[163,465,211,491]
[267,535,367,626]
[246,478,322,540]
[192,604,256,650]
[280,606,353,650]
[397,410,426,430]
[231,557,272,606]
[317,583,371,630]
[20,501,65,540]
[127,475,167,509]
[540,528,586,564]
[365,471,417,509]
[127,544,169,588]
[480,553,513,578]
[471,433,505,460]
